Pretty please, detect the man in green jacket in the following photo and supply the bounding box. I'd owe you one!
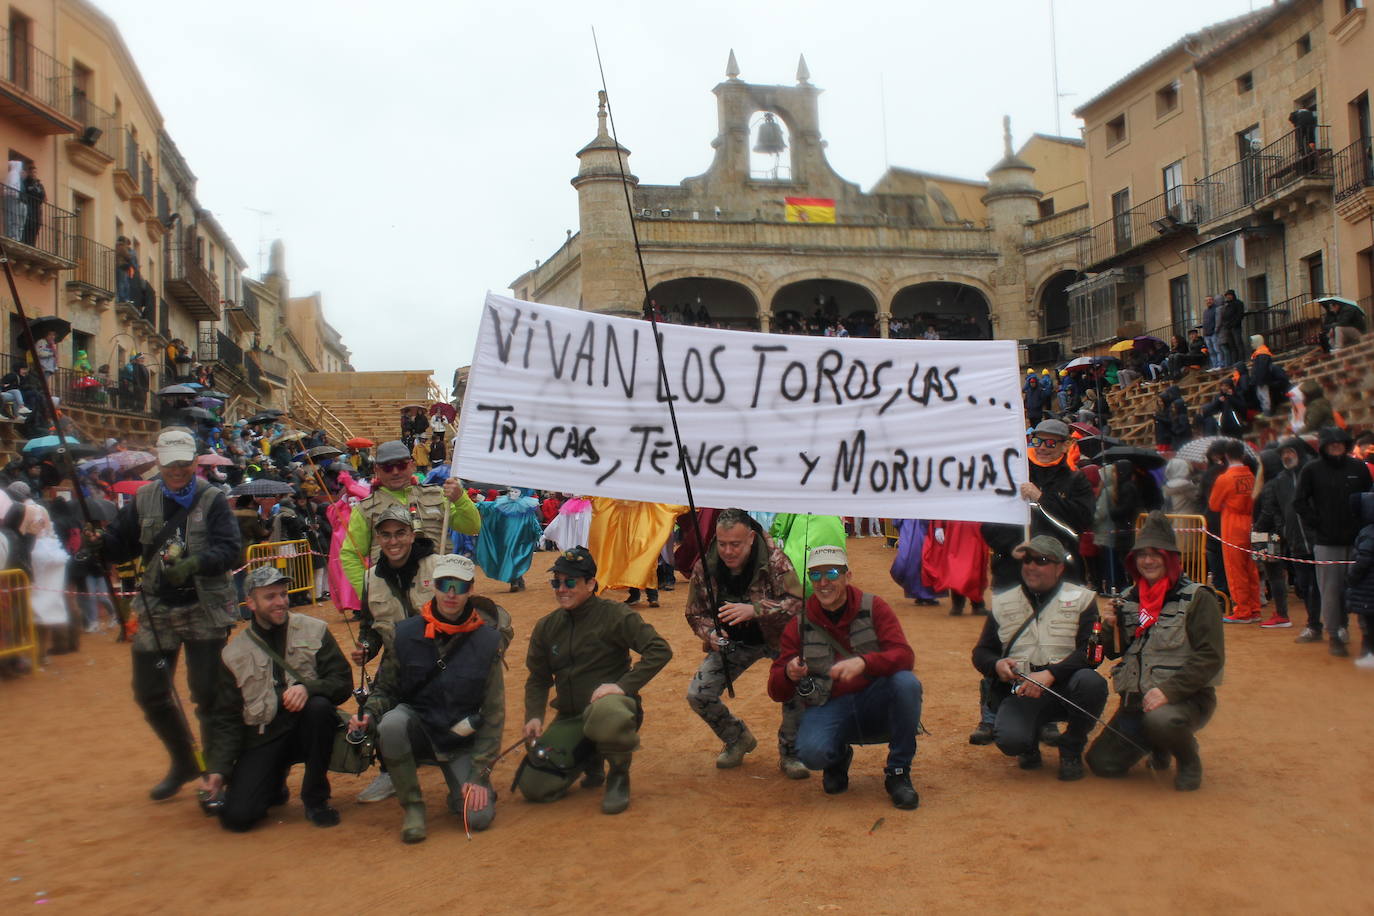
[520,547,672,814]
[202,567,353,831]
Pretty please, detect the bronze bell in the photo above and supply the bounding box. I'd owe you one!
[753,112,786,154]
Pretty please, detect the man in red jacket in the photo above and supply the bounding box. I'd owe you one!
[768,546,922,810]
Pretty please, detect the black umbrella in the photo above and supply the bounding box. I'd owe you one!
[183,406,215,421]
[86,497,118,522]
[1101,445,1167,471]
[306,445,342,459]
[247,412,278,425]
[264,408,285,417]
[230,479,294,497]
[157,384,198,396]
[24,315,71,342]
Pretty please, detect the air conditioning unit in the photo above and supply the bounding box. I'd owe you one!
[639,208,653,218]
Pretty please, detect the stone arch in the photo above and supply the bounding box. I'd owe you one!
[768,276,881,337]
[647,275,760,330]
[1034,269,1078,337]
[889,281,992,340]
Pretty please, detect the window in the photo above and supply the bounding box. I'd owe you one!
[1304,251,1325,298]
[1037,198,1055,219]
[1156,82,1179,118]
[1296,90,1318,116]
[1111,188,1132,251]
[7,11,30,89]
[1169,275,1193,334]
[1237,125,1261,158]
[1344,0,1363,15]
[1162,160,1184,209]
[1237,72,1254,94]
[1105,114,1127,147]
[1296,33,1312,57]
[72,62,93,124]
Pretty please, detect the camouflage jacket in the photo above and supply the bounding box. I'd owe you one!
[685,532,802,651]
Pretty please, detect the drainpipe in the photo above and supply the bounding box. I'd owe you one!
[1184,40,1211,181]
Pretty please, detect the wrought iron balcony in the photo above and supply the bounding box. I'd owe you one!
[1077,186,1205,271]
[66,235,115,300]
[1194,126,1334,227]
[0,28,80,134]
[165,239,221,320]
[1335,137,1373,204]
[0,192,76,273]
[65,94,116,174]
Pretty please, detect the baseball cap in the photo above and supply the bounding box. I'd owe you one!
[157,427,197,465]
[433,553,475,582]
[1031,418,1071,440]
[245,566,290,591]
[375,440,411,464]
[1011,535,1069,565]
[806,545,849,570]
[373,504,413,530]
[551,546,596,578]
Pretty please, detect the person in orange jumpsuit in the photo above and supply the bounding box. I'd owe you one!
[1207,439,1261,622]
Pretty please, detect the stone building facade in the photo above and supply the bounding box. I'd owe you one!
[511,54,1087,360]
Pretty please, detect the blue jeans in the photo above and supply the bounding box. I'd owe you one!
[795,671,922,771]
[1204,334,1223,368]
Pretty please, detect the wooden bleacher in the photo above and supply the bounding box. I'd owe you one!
[296,370,438,445]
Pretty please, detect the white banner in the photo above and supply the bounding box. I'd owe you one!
[455,293,1030,525]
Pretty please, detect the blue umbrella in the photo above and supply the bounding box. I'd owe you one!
[23,434,82,453]
[425,464,451,484]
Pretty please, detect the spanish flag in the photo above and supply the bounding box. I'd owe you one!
[784,197,836,224]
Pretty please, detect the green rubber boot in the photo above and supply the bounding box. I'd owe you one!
[601,752,632,815]
[387,757,427,844]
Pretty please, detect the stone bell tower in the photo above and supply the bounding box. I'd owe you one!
[982,117,1042,342]
[571,91,643,317]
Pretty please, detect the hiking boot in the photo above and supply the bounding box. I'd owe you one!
[968,722,995,746]
[602,753,632,815]
[149,760,201,801]
[581,755,605,789]
[778,756,810,780]
[1057,752,1085,782]
[1294,627,1322,643]
[1174,741,1203,792]
[1039,722,1063,747]
[883,767,920,810]
[305,804,341,828]
[971,602,988,616]
[716,726,758,769]
[1259,615,1292,629]
[1017,749,1043,771]
[357,770,395,803]
[822,746,853,795]
[1329,637,1349,658]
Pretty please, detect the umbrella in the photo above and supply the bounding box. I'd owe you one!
[23,434,82,453]
[274,430,306,443]
[264,408,286,417]
[1062,356,1093,370]
[1068,421,1100,438]
[197,453,234,467]
[246,412,277,425]
[1090,354,1120,365]
[157,384,197,396]
[399,403,423,411]
[78,450,156,473]
[428,403,457,422]
[201,390,230,400]
[345,437,374,449]
[1316,295,1363,314]
[183,406,215,421]
[1107,339,1135,353]
[306,445,342,459]
[231,479,294,497]
[86,497,118,522]
[183,382,204,390]
[1101,445,1167,471]
[24,315,71,342]
[194,397,224,408]
[1133,335,1166,348]
[425,464,451,484]
[1175,436,1258,463]
[110,479,153,496]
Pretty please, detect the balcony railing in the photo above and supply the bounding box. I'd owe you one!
[122,128,138,177]
[0,28,80,133]
[67,235,115,298]
[164,239,220,320]
[1024,204,1090,246]
[240,286,260,326]
[216,331,244,369]
[1335,137,1373,203]
[1078,185,1205,270]
[70,93,116,160]
[141,158,153,200]
[1195,126,1333,225]
[0,191,76,267]
[255,349,288,385]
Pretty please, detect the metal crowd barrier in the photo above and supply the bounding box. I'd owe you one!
[0,569,37,670]
[245,539,314,596]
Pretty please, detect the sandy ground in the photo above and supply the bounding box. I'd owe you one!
[2,537,1371,915]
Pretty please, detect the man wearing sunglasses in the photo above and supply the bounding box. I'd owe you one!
[350,554,512,843]
[520,546,672,815]
[683,509,807,778]
[338,440,480,599]
[971,535,1106,782]
[768,547,923,810]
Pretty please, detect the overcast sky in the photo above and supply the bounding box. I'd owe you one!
[95,0,1260,392]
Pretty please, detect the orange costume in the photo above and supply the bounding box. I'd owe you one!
[1207,462,1261,619]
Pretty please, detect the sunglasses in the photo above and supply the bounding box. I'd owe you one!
[435,578,471,595]
[550,576,583,590]
[1020,554,1057,566]
[1028,437,1066,449]
[806,568,845,582]
[378,461,411,473]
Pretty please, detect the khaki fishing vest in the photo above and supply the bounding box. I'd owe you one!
[221,613,327,731]
[357,485,447,560]
[991,581,1095,670]
[366,553,439,652]
[1112,582,1224,696]
[799,593,880,705]
[135,480,235,617]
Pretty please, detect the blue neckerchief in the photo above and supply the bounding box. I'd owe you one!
[161,479,197,509]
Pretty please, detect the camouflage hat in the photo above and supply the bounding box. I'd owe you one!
[550,546,596,578]
[245,566,290,591]
[372,504,413,531]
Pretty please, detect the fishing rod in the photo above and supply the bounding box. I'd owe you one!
[590,28,733,697]
[1009,669,1152,761]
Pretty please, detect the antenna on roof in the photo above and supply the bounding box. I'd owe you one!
[1049,0,1062,136]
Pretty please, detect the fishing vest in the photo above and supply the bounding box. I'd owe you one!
[135,479,236,618]
[799,593,880,706]
[990,581,1095,671]
[357,485,447,561]
[1112,581,1224,697]
[391,613,501,751]
[366,553,439,653]
[221,613,327,731]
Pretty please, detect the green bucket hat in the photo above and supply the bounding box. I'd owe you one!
[1133,511,1179,554]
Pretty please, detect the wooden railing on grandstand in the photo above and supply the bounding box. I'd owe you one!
[288,369,354,445]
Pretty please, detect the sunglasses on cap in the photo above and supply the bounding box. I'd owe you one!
[806,567,845,582]
[435,577,471,595]
[1028,436,1066,448]
[1020,554,1057,566]
[550,576,583,590]
[377,460,410,474]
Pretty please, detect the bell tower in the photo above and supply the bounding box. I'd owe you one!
[571,92,642,317]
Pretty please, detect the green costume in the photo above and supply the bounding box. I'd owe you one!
[769,513,847,597]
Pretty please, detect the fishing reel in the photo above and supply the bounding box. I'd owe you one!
[795,676,818,699]
[197,788,225,817]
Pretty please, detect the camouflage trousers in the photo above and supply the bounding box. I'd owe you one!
[130,596,231,747]
[686,643,803,756]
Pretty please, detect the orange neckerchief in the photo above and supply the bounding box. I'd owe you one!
[1028,451,1066,469]
[1250,345,1273,359]
[420,598,483,639]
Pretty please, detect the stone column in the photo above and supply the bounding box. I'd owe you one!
[877,311,891,339]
